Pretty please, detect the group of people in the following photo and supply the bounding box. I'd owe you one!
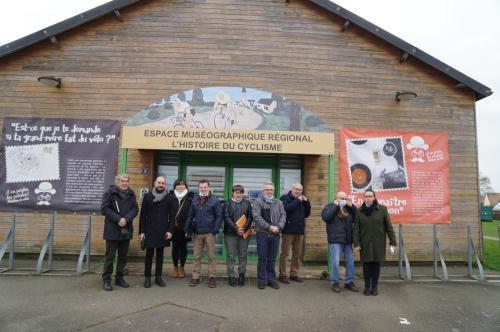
[100,173,396,296]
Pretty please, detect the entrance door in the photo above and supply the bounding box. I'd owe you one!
[185,165,226,257]
[232,167,273,257]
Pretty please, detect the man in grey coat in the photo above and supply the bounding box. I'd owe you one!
[252,181,286,289]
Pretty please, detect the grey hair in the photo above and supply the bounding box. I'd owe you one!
[263,180,275,189]
[115,174,129,184]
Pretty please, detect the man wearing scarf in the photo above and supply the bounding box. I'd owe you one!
[353,190,397,296]
[252,181,286,290]
[185,179,222,288]
[101,174,138,291]
[139,176,173,288]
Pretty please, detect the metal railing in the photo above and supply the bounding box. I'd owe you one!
[0,214,93,276]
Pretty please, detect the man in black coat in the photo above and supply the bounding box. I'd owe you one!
[101,174,139,291]
[139,176,173,288]
[279,183,311,283]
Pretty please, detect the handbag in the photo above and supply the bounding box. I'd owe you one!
[140,239,146,251]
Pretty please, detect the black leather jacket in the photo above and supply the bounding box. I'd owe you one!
[223,199,253,235]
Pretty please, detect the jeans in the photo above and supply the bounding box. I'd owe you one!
[329,243,355,284]
[144,247,164,277]
[224,233,250,277]
[102,240,130,281]
[256,232,280,285]
[192,233,216,279]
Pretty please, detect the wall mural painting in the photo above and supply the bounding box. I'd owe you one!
[127,87,330,132]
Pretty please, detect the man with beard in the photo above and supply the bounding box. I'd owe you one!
[139,176,173,288]
[101,174,139,291]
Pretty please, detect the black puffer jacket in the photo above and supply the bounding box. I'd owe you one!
[321,203,356,244]
[101,185,139,241]
[139,190,173,248]
[169,191,195,242]
[280,192,311,234]
[223,199,253,235]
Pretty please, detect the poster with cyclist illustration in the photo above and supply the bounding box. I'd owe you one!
[126,87,330,133]
[339,128,450,224]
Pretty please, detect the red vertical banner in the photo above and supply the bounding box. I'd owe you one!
[339,128,451,224]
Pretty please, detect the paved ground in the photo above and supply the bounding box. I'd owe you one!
[1,272,499,332]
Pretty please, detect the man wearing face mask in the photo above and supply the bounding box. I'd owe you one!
[185,179,222,288]
[321,191,358,293]
[252,181,286,289]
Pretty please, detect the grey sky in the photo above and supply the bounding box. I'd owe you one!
[1,0,498,190]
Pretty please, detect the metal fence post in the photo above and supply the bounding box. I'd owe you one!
[49,213,55,270]
[86,215,92,272]
[467,225,472,278]
[9,215,15,269]
[399,224,403,279]
[433,224,437,278]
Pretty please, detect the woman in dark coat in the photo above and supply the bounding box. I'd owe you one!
[168,179,195,278]
[353,190,397,296]
[139,176,173,288]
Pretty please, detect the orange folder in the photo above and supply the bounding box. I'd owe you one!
[236,215,252,239]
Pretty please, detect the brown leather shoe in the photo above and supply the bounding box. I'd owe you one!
[189,278,200,287]
[178,267,185,278]
[290,276,304,283]
[278,275,290,284]
[170,267,179,278]
[345,282,359,292]
[208,277,216,288]
[331,283,341,293]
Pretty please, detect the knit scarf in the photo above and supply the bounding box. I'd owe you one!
[175,189,188,202]
[152,187,167,202]
[115,186,130,199]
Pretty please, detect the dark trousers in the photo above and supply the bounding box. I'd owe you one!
[102,240,130,281]
[172,239,188,267]
[362,262,381,290]
[145,247,165,277]
[256,233,280,284]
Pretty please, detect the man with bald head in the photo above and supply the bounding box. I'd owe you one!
[321,191,358,293]
[279,183,311,283]
[139,176,173,288]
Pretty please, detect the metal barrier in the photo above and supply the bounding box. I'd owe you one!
[0,214,93,276]
[467,225,485,281]
[76,216,92,275]
[0,216,15,273]
[433,224,448,280]
[398,224,412,280]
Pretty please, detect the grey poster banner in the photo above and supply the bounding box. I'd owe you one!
[0,117,121,213]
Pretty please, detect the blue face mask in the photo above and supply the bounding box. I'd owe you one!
[264,195,274,203]
[339,199,347,207]
[231,198,242,203]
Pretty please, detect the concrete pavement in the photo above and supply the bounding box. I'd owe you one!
[1,273,499,332]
